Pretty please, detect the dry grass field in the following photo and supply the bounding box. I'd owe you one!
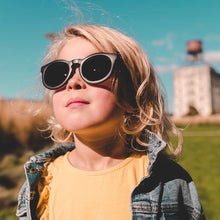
[0,99,51,154]
[0,99,52,214]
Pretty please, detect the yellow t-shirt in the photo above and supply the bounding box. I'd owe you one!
[36,152,149,220]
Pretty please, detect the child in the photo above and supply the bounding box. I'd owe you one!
[17,25,205,219]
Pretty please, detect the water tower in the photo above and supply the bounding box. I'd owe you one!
[186,40,203,63]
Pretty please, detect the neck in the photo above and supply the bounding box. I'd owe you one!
[68,132,131,171]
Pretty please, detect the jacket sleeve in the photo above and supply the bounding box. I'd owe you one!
[184,181,206,219]
[157,155,206,219]
[131,155,206,219]
[16,180,28,219]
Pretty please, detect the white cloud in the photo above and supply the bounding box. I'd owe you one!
[157,57,173,63]
[205,34,220,42]
[203,50,220,64]
[152,39,165,47]
[151,33,174,50]
[155,50,220,75]
[155,64,179,74]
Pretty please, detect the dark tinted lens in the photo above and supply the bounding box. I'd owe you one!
[82,55,111,81]
[43,62,69,88]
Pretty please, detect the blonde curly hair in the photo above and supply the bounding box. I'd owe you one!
[42,25,182,159]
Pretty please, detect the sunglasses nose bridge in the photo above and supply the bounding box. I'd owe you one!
[70,59,81,72]
[66,60,84,88]
[70,63,80,76]
[71,59,82,66]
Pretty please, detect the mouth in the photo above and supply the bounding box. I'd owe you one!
[66,98,89,109]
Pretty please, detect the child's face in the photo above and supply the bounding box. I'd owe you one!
[52,37,123,136]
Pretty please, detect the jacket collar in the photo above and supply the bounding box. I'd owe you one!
[27,143,75,164]
[145,131,167,173]
[26,131,166,173]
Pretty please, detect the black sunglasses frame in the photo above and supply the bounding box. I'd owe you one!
[41,52,118,90]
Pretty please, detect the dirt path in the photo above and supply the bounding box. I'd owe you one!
[172,114,220,125]
[183,131,220,136]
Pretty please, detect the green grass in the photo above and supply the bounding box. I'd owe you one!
[178,125,220,220]
[0,206,18,220]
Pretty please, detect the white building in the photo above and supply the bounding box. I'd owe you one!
[173,65,220,117]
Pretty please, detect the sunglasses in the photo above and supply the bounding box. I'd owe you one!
[41,52,118,90]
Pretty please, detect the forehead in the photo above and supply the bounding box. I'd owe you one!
[57,37,100,60]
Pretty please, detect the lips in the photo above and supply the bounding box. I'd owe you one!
[65,98,89,108]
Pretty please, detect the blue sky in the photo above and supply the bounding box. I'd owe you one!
[0,0,220,113]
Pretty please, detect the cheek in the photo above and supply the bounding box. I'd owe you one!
[93,91,117,112]
[52,92,63,119]
[92,91,123,127]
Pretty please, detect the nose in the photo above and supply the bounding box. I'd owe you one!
[66,68,86,91]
